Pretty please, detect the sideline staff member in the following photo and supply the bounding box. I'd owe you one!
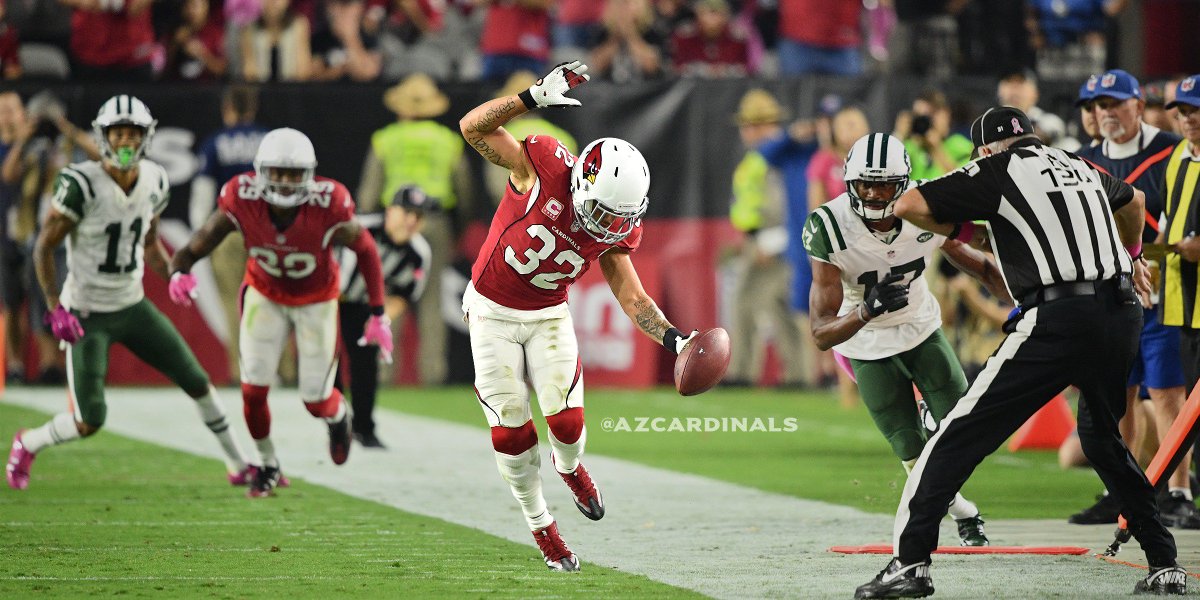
[855,107,1185,598]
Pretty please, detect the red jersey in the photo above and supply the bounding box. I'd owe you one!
[70,5,155,68]
[471,136,642,311]
[219,173,356,306]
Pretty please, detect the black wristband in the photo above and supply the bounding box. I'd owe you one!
[663,327,684,355]
[517,89,536,110]
[370,305,385,317]
[948,223,962,241]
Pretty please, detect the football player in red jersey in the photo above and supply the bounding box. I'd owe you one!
[458,60,698,571]
[167,128,393,498]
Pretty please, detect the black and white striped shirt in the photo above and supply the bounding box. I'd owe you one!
[917,138,1136,300]
[337,213,431,304]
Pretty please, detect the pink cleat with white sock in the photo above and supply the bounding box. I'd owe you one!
[6,429,36,490]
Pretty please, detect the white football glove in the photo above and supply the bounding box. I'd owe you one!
[674,329,699,355]
[523,60,590,109]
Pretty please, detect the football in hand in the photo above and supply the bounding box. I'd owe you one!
[673,328,731,396]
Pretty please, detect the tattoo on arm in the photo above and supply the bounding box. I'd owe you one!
[632,298,672,340]
[463,98,520,169]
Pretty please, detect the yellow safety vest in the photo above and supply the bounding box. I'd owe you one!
[1162,140,1200,327]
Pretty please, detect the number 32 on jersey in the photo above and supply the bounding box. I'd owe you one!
[504,224,584,290]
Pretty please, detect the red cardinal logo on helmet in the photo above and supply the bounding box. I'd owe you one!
[581,143,604,184]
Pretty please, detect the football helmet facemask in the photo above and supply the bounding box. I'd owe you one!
[253,128,317,208]
[843,133,911,222]
[92,95,157,171]
[569,137,650,244]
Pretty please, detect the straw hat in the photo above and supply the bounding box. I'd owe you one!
[734,88,785,126]
[384,73,450,119]
[498,71,538,100]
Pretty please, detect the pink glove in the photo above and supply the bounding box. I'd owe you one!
[45,305,84,344]
[357,314,394,364]
[169,272,198,306]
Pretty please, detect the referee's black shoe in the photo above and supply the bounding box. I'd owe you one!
[1068,492,1120,524]
[855,558,934,599]
[1134,566,1187,595]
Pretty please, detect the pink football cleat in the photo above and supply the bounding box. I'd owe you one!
[6,429,36,490]
[229,465,289,488]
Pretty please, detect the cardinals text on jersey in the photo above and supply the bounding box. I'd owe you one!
[469,135,642,314]
[803,193,945,360]
[219,172,357,306]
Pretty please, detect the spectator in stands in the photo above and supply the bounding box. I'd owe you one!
[1,91,98,384]
[0,91,24,382]
[311,0,382,82]
[894,89,972,180]
[553,0,604,50]
[996,70,1074,149]
[163,0,227,80]
[1143,81,1175,134]
[377,0,446,81]
[8,0,70,50]
[239,0,312,82]
[190,85,269,383]
[477,0,551,82]
[888,0,966,80]
[776,0,862,76]
[1028,0,1127,82]
[60,0,155,81]
[648,0,692,46]
[357,74,466,384]
[482,70,577,204]
[1077,74,1102,147]
[669,0,749,78]
[587,0,663,83]
[725,88,806,388]
[0,1,20,79]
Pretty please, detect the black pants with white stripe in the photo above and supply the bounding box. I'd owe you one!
[894,288,1178,568]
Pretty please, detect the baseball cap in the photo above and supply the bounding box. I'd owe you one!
[970,106,1035,149]
[1092,69,1142,101]
[1166,75,1200,110]
[391,185,438,213]
[1076,74,1099,106]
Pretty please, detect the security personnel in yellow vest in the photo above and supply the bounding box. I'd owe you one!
[1164,75,1200,388]
[357,74,466,384]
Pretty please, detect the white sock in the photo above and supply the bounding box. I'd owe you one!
[948,493,980,520]
[195,386,249,472]
[255,437,279,468]
[323,401,347,425]
[1170,487,1193,501]
[548,425,587,474]
[495,445,553,530]
[21,412,82,454]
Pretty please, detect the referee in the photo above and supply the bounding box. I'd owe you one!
[855,107,1185,598]
[336,186,433,448]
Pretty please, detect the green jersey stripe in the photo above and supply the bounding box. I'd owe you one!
[816,205,846,251]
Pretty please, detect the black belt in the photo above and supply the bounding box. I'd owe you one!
[1019,277,1122,308]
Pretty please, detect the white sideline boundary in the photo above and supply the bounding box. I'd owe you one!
[1,387,1172,599]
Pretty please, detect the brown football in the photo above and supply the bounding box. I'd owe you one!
[673,328,731,396]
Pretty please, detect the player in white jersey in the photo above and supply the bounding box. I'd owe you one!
[804,133,1012,546]
[5,95,253,491]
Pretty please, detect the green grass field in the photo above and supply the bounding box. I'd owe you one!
[380,386,1107,519]
[0,403,700,599]
[1,385,1127,598]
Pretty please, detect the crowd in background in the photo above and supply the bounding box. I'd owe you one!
[0,0,1142,84]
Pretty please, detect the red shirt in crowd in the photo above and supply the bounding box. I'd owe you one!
[0,24,18,74]
[479,1,549,61]
[70,2,155,67]
[779,0,861,49]
[556,0,603,26]
[670,22,749,77]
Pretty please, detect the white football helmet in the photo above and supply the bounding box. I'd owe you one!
[843,133,911,221]
[92,95,157,171]
[570,138,650,244]
[253,128,317,208]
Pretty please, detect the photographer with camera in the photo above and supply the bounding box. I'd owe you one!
[893,89,973,181]
[0,91,99,384]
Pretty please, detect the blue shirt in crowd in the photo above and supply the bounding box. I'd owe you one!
[757,132,819,312]
[197,123,269,183]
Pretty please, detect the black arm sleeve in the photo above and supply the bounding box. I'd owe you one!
[1096,170,1135,211]
[915,161,1003,224]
